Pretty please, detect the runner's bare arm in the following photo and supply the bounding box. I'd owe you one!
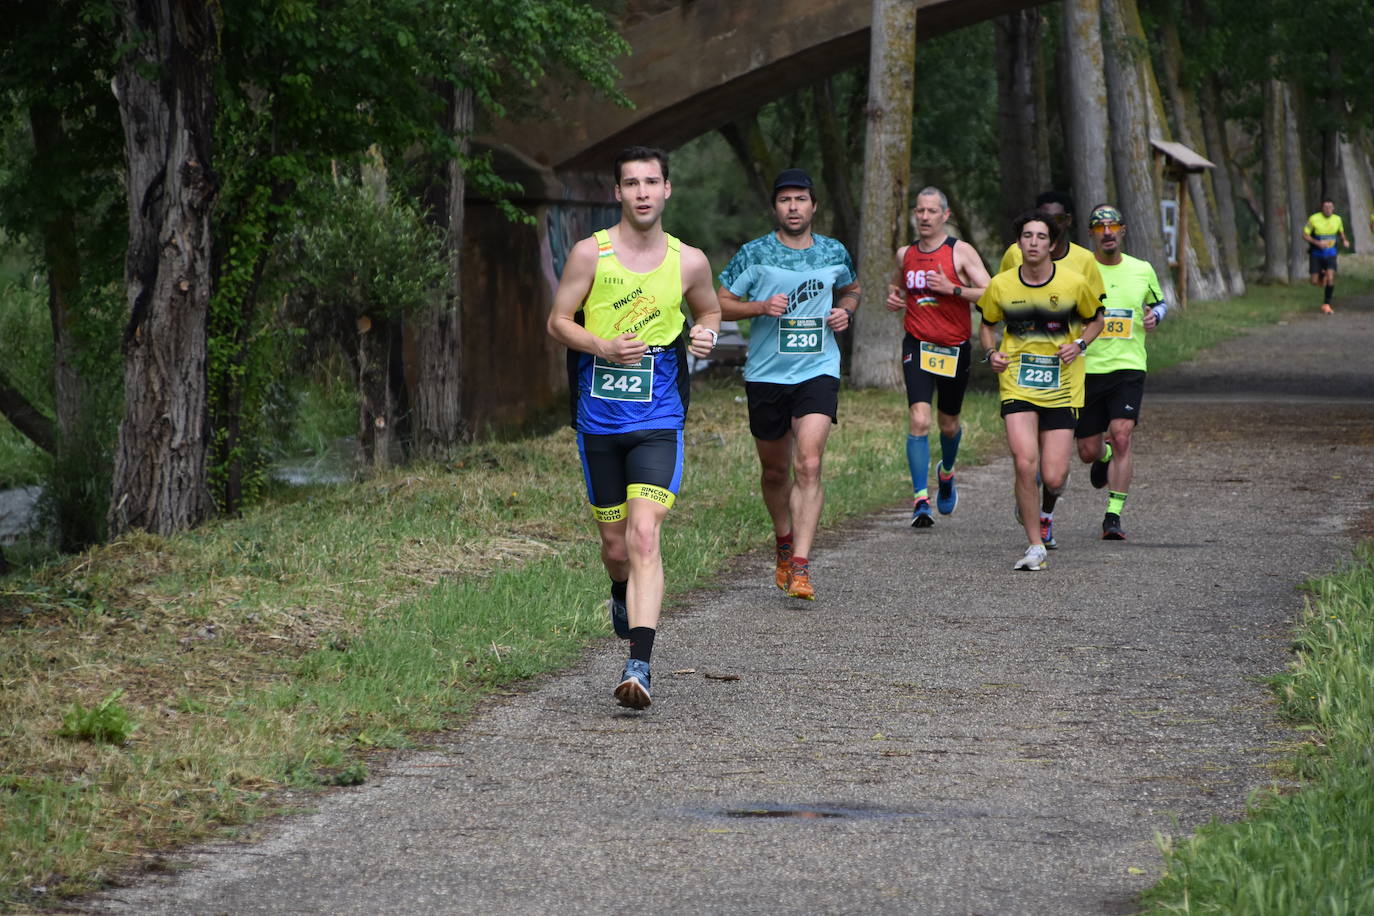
[547,237,646,365]
[680,246,722,359]
[885,247,910,312]
[718,286,789,320]
[979,320,1007,372]
[1058,309,1106,364]
[828,281,860,331]
[953,240,992,299]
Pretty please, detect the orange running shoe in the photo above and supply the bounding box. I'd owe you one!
[785,560,815,600]
[774,542,793,590]
[1321,303,1334,314]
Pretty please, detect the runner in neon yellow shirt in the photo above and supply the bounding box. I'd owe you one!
[1302,199,1350,314]
[1074,204,1168,541]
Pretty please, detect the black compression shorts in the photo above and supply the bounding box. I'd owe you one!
[577,428,684,523]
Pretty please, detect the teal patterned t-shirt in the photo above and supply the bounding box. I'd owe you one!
[718,232,856,384]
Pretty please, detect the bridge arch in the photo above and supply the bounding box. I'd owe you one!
[458,0,1047,431]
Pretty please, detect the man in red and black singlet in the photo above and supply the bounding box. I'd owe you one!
[884,186,992,528]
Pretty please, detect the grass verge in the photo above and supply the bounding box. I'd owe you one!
[0,271,1366,908]
[1139,547,1374,914]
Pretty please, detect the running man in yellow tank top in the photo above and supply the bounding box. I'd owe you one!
[547,146,720,710]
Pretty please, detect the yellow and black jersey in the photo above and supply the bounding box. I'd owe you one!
[977,264,1103,408]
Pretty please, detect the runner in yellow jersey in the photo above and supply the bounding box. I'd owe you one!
[547,146,720,710]
[998,191,1106,304]
[1302,198,1350,314]
[978,210,1104,570]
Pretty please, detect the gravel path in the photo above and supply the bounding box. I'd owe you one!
[93,295,1373,915]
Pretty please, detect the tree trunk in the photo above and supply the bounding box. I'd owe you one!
[357,316,395,470]
[31,102,110,547]
[850,0,916,390]
[411,85,473,458]
[1059,0,1110,248]
[814,78,862,258]
[995,9,1050,244]
[1320,49,1345,208]
[1152,12,1227,302]
[719,114,778,218]
[1283,82,1307,284]
[1197,79,1246,295]
[0,368,55,454]
[1101,0,1174,302]
[1259,79,1289,283]
[1342,137,1374,253]
[107,0,218,537]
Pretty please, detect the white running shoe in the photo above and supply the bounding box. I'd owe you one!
[1013,544,1048,571]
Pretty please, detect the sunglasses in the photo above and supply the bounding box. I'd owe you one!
[1090,222,1124,234]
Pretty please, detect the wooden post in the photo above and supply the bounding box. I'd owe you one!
[1176,175,1189,309]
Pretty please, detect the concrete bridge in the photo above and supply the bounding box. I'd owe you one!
[458,0,1045,432]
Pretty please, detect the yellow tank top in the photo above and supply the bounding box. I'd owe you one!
[584,229,686,347]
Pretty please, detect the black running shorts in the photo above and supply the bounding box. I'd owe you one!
[1076,369,1146,439]
[1000,399,1079,431]
[745,375,840,441]
[901,334,972,416]
[577,428,684,523]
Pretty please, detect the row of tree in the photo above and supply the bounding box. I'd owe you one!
[4,0,1374,550]
[669,0,1374,388]
[1,0,627,546]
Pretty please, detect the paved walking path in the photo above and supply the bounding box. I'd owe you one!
[96,297,1373,915]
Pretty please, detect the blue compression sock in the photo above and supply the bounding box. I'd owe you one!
[906,434,930,496]
[939,427,963,474]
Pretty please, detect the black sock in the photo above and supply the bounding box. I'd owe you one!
[610,578,627,603]
[629,627,655,662]
[1041,485,1058,514]
[1325,284,1334,304]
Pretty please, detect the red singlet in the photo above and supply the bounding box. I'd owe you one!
[901,237,972,346]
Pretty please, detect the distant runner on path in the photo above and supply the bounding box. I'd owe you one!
[978,209,1105,570]
[1302,198,1350,314]
[1075,204,1168,541]
[718,168,860,601]
[884,187,991,528]
[547,146,720,710]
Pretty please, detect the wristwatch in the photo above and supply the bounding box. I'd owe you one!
[1074,338,1087,352]
[953,286,963,298]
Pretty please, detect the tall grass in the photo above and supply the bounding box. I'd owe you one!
[1140,549,1374,914]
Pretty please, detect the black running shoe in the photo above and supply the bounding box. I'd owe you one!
[1101,513,1126,540]
[1090,445,1112,490]
[609,594,630,639]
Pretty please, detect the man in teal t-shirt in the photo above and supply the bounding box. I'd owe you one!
[718,168,859,601]
[1075,204,1168,541]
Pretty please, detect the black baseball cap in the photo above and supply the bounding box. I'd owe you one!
[773,168,815,192]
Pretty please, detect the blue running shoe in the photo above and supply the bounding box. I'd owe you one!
[1039,515,1058,550]
[609,594,630,639]
[614,659,652,709]
[936,468,958,515]
[910,498,934,528]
